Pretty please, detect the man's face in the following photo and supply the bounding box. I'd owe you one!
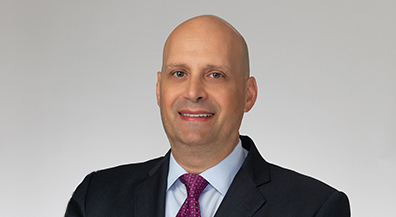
[156,22,254,149]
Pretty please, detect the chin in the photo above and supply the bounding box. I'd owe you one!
[177,134,214,146]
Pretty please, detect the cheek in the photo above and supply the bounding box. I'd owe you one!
[215,88,243,111]
[160,85,180,110]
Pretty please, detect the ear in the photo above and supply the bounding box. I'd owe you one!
[244,76,258,112]
[156,71,161,106]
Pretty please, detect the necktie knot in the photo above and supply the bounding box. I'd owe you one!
[176,173,209,217]
[179,173,208,199]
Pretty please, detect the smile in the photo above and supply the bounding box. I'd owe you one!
[179,113,214,117]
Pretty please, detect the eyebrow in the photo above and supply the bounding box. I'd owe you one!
[164,63,231,73]
[164,63,189,70]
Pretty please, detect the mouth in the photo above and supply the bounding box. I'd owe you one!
[179,113,214,117]
[178,110,215,121]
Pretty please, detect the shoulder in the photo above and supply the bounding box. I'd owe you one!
[239,135,349,215]
[71,155,166,194]
[266,163,337,195]
[261,163,350,216]
[86,156,166,188]
[65,156,167,216]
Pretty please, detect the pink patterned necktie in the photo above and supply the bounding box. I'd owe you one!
[176,173,209,217]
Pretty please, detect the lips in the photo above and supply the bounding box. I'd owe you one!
[178,110,215,121]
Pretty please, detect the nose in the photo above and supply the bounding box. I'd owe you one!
[185,75,207,102]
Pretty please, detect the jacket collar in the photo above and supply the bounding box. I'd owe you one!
[134,151,170,217]
[134,135,270,217]
[214,135,270,216]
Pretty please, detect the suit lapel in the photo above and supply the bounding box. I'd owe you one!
[214,136,271,217]
[134,152,170,217]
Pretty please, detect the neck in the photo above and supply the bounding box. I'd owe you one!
[170,135,239,174]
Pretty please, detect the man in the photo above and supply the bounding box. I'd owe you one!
[65,15,350,217]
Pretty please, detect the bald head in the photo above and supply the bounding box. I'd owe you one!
[162,15,250,80]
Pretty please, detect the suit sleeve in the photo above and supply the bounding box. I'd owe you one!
[64,172,94,217]
[314,191,350,217]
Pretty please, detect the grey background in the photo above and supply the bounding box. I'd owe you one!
[1,0,395,216]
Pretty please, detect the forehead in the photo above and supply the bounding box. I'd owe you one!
[167,37,230,58]
[163,30,240,68]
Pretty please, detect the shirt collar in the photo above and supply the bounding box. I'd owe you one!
[167,139,248,196]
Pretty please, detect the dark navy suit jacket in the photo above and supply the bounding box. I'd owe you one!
[65,135,350,216]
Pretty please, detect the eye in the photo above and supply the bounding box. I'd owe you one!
[173,71,186,77]
[210,72,223,79]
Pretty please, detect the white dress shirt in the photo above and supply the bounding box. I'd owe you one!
[165,139,248,217]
